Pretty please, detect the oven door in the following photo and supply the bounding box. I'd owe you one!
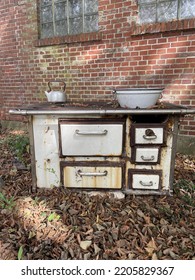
[59,119,124,156]
[61,162,124,189]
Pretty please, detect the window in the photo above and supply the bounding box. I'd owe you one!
[40,0,98,39]
[138,0,195,24]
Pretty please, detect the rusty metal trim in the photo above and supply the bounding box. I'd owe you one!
[130,122,167,147]
[28,116,37,193]
[169,116,180,192]
[128,169,162,191]
[9,105,195,116]
[60,160,126,191]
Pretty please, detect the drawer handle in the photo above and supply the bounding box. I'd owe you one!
[141,155,155,161]
[139,180,153,187]
[77,170,108,177]
[75,129,108,136]
[143,135,157,140]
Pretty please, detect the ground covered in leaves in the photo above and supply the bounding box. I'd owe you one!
[0,129,195,260]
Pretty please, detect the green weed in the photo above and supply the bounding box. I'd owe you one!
[47,212,61,222]
[18,246,23,260]
[7,134,30,164]
[174,179,195,206]
[0,192,15,209]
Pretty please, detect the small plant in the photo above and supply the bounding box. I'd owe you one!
[174,179,195,206]
[0,192,15,209]
[7,134,30,164]
[18,246,23,260]
[47,212,61,222]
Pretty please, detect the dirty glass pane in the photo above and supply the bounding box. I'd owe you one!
[85,0,98,14]
[69,17,83,34]
[41,5,53,23]
[139,4,156,24]
[180,0,195,19]
[55,2,67,20]
[41,23,54,38]
[55,20,68,36]
[84,15,98,32]
[69,0,83,17]
[40,0,99,38]
[41,0,52,6]
[157,0,177,22]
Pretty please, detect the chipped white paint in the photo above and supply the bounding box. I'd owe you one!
[31,114,176,194]
[33,115,61,188]
[63,166,122,189]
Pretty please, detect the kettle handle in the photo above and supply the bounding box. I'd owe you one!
[48,80,66,92]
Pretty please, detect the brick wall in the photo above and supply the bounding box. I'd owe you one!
[0,0,195,136]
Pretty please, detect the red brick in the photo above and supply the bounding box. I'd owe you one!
[0,0,194,136]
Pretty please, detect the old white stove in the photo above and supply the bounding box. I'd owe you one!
[10,102,195,195]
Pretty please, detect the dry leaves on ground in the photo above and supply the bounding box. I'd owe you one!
[0,129,195,260]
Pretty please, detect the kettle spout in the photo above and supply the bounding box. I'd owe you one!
[45,91,49,98]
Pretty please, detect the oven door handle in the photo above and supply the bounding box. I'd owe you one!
[75,129,108,136]
[77,170,108,177]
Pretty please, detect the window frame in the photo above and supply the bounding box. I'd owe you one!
[130,0,195,36]
[138,0,195,25]
[36,0,101,46]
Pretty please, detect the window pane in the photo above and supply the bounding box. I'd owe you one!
[84,14,98,32]
[69,0,83,17]
[69,17,83,34]
[41,0,52,6]
[157,1,177,22]
[41,5,53,23]
[55,20,68,36]
[85,0,98,14]
[41,23,54,38]
[40,0,99,38]
[139,4,156,24]
[180,0,195,19]
[55,2,67,20]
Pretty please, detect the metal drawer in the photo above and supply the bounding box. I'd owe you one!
[61,162,123,189]
[59,120,124,156]
[128,170,161,190]
[131,147,160,164]
[131,124,165,146]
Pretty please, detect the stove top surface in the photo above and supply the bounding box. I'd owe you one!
[10,101,195,116]
[19,101,186,110]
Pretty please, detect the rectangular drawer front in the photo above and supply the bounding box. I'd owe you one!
[62,165,122,189]
[135,127,164,145]
[134,147,160,163]
[60,124,123,156]
[132,174,160,190]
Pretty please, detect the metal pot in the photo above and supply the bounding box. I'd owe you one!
[45,80,66,102]
[113,88,164,108]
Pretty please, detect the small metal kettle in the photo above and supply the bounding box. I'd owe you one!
[45,80,66,102]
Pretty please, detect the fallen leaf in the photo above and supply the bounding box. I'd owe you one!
[145,238,157,256]
[94,243,101,255]
[80,241,92,250]
[152,253,158,260]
